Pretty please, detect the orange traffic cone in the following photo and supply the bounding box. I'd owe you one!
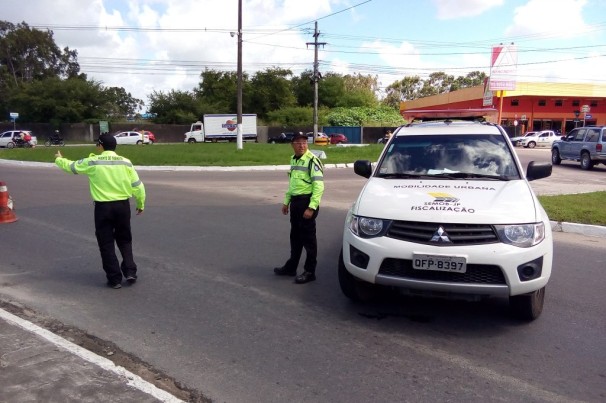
[0,181,18,224]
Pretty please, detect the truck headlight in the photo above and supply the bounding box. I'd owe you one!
[495,223,545,247]
[348,214,389,238]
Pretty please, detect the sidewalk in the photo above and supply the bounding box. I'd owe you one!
[0,307,184,403]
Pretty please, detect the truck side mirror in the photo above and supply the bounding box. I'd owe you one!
[526,161,552,181]
[354,160,372,178]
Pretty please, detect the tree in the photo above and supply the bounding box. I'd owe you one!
[147,89,199,124]
[249,67,296,118]
[450,71,487,91]
[103,87,144,118]
[419,72,455,98]
[0,21,80,86]
[382,76,424,109]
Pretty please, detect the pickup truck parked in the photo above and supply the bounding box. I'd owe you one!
[551,126,606,170]
[519,130,559,148]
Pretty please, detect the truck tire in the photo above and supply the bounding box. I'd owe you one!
[187,138,196,144]
[526,141,536,148]
[580,152,594,170]
[551,149,562,165]
[338,249,376,302]
[510,287,545,321]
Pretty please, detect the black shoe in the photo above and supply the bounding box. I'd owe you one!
[126,275,137,284]
[294,271,316,284]
[274,267,296,276]
[107,282,122,289]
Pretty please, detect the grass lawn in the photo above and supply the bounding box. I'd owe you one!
[2,143,604,226]
[0,142,384,166]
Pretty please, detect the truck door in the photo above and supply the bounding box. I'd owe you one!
[569,128,587,158]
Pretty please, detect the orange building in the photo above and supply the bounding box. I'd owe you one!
[400,82,606,135]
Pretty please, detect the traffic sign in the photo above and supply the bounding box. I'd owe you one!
[9,112,18,119]
[585,114,592,119]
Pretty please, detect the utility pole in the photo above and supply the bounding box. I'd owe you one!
[236,0,243,150]
[306,22,326,138]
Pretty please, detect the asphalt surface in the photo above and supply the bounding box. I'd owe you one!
[1,157,605,402]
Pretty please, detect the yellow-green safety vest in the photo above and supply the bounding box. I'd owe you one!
[283,150,324,210]
[55,150,146,210]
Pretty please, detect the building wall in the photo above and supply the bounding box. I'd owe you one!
[400,82,606,134]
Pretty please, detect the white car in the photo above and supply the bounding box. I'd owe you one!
[0,130,38,148]
[510,131,537,146]
[113,131,150,145]
[339,116,553,320]
[519,130,559,148]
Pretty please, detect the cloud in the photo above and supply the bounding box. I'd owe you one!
[505,0,589,38]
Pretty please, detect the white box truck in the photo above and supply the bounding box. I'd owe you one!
[184,114,257,143]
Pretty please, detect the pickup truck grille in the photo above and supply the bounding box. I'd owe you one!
[386,221,498,245]
[379,258,506,284]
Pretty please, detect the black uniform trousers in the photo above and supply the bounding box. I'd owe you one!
[284,195,319,274]
[94,199,137,285]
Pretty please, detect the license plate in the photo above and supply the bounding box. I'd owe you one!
[412,254,467,273]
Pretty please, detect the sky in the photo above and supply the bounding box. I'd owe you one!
[3,0,606,111]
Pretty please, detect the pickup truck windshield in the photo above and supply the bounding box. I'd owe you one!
[376,134,520,180]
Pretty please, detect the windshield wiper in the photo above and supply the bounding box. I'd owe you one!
[432,172,511,181]
[377,173,431,179]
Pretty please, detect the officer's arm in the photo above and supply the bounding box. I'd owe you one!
[308,163,324,210]
[55,155,94,175]
[129,168,146,211]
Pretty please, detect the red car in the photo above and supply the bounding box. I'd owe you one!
[139,130,156,144]
[329,133,348,144]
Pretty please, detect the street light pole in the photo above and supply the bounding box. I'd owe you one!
[236,0,243,150]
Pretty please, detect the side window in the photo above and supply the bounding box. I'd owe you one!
[585,129,599,142]
[540,132,548,138]
[574,129,586,141]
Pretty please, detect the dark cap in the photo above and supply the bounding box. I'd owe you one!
[291,132,308,142]
[97,133,117,149]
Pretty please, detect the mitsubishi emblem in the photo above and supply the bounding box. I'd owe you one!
[430,226,451,243]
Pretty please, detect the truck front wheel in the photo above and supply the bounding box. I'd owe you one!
[187,138,196,144]
[338,249,377,302]
[551,149,562,165]
[510,287,545,321]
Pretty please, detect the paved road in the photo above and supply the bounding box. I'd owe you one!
[1,157,605,402]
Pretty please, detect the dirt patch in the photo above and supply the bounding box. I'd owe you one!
[0,298,211,403]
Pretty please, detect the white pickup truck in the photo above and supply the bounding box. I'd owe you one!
[519,130,560,148]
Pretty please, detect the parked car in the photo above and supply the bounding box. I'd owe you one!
[306,132,329,146]
[519,130,559,148]
[0,130,38,148]
[329,133,348,144]
[268,132,295,144]
[510,131,537,146]
[139,130,156,144]
[339,113,553,320]
[551,126,606,170]
[113,131,150,145]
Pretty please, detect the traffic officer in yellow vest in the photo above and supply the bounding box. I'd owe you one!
[274,132,325,284]
[54,133,146,289]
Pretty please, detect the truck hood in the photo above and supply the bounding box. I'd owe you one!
[353,178,540,224]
